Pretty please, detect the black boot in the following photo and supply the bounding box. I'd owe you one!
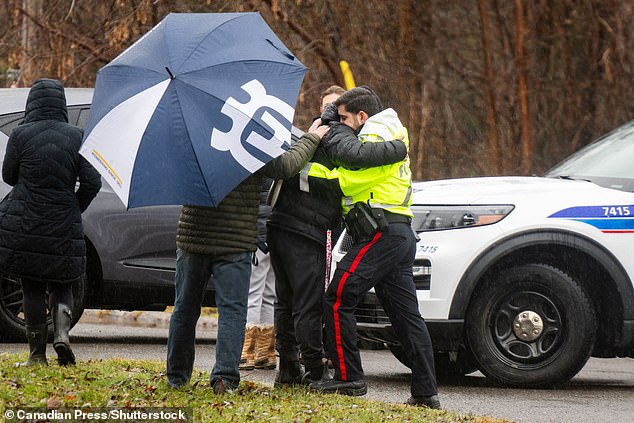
[53,303,76,365]
[405,394,441,409]
[274,359,304,387]
[308,378,368,396]
[301,360,331,385]
[20,324,48,366]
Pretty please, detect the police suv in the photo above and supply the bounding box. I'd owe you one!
[335,119,634,388]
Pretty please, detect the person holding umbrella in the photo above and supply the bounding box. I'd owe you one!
[166,121,328,394]
[73,11,320,394]
[0,78,102,366]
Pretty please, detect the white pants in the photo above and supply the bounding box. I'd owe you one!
[246,249,276,325]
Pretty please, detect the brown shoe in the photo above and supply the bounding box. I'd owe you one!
[239,325,257,370]
[254,324,276,370]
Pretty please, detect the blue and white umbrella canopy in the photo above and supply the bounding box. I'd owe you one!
[80,12,306,208]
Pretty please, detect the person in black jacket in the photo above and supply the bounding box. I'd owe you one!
[0,79,101,366]
[269,87,408,386]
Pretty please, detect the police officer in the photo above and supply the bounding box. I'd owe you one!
[308,87,441,409]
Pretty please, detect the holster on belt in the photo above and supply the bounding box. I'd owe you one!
[344,202,389,243]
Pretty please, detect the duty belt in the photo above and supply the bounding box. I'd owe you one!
[384,210,412,225]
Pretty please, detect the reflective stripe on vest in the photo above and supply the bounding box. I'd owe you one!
[299,163,311,192]
[299,162,339,193]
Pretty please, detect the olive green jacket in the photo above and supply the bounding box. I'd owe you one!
[176,133,320,256]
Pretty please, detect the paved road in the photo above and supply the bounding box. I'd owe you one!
[3,322,634,423]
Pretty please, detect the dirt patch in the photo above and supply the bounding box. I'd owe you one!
[79,309,217,331]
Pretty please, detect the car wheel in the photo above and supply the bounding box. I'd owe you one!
[0,275,86,341]
[466,263,596,388]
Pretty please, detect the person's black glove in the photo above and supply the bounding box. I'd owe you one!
[321,102,340,125]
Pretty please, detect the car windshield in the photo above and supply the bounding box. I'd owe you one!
[545,120,634,192]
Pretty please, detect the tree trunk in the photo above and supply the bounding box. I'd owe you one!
[479,0,501,175]
[514,0,533,175]
[20,0,43,86]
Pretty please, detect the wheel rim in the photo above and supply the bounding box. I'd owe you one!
[486,289,564,369]
[0,276,52,328]
[0,276,26,326]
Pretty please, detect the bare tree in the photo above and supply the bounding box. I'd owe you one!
[479,0,501,174]
[0,0,631,177]
[514,0,533,174]
[19,0,43,85]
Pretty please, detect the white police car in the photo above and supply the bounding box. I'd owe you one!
[338,119,634,388]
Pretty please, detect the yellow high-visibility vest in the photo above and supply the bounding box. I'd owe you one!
[332,108,413,218]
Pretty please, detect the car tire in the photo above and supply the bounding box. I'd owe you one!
[466,263,596,388]
[0,275,86,341]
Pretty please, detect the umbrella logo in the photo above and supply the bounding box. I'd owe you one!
[210,79,293,173]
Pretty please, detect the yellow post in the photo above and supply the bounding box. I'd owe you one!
[339,60,356,89]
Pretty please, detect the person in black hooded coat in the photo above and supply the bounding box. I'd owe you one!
[0,79,101,366]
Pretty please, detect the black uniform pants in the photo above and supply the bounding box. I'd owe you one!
[323,222,438,397]
[268,228,326,368]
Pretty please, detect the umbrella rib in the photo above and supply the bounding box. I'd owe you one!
[174,14,243,74]
[179,58,304,73]
[102,64,168,80]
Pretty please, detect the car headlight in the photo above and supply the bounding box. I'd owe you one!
[412,205,514,231]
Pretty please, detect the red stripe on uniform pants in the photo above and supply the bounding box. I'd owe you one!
[333,232,383,381]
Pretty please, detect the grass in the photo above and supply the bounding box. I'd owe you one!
[0,353,512,422]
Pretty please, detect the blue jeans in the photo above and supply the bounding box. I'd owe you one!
[167,248,251,389]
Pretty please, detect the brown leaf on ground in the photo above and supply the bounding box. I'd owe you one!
[47,395,62,409]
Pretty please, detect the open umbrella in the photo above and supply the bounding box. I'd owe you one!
[80,12,306,208]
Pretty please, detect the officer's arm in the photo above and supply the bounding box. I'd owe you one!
[325,123,407,169]
[263,132,321,179]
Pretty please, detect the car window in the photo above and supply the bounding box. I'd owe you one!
[0,106,90,169]
[0,113,23,162]
[546,121,634,192]
[0,112,24,137]
[77,107,91,129]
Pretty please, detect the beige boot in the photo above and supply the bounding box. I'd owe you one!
[254,324,276,370]
[239,325,257,370]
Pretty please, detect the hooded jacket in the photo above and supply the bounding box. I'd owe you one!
[0,79,102,284]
